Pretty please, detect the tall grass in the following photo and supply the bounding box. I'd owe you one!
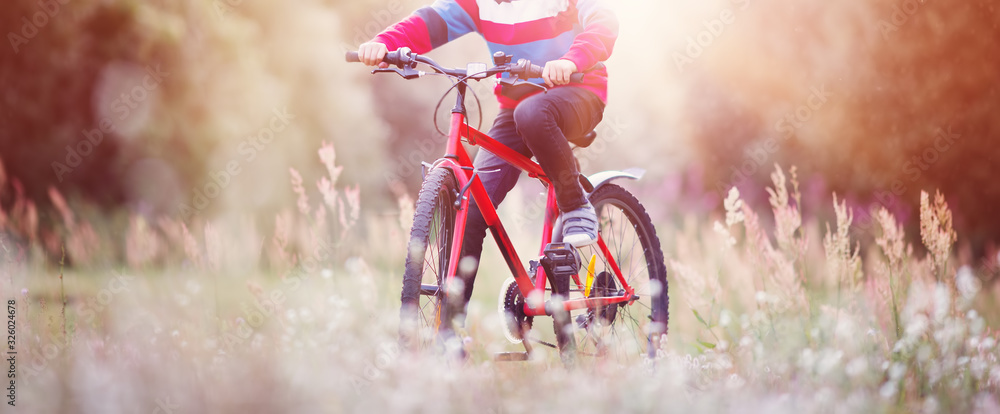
[1,155,997,413]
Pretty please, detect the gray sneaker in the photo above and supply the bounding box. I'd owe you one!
[561,202,598,247]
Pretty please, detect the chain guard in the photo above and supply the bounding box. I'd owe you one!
[498,277,533,343]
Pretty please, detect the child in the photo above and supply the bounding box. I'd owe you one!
[358,0,617,306]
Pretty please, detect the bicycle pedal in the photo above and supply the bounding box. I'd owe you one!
[540,242,581,277]
[494,352,530,362]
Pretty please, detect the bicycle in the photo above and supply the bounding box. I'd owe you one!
[347,48,669,365]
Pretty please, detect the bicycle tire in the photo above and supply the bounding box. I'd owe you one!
[558,183,669,363]
[399,167,460,351]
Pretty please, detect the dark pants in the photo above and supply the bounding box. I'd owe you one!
[458,86,605,305]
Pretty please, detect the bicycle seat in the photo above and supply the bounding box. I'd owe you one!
[568,130,597,148]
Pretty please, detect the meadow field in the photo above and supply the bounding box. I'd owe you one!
[3,0,999,412]
[2,153,998,413]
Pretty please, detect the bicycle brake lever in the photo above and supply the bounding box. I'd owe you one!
[372,67,424,80]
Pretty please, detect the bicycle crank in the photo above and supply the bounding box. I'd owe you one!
[498,277,533,343]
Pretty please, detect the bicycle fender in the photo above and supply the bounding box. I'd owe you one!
[586,168,645,194]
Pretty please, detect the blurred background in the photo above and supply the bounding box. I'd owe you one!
[1,0,998,260]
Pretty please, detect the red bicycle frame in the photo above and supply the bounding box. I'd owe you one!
[432,84,635,317]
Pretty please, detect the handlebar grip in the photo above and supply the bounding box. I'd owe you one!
[527,64,544,79]
[347,50,406,67]
[526,64,586,83]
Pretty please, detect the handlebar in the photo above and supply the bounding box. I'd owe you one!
[346,50,411,68]
[345,49,584,83]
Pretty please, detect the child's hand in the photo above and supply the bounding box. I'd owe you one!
[542,59,578,87]
[358,42,389,68]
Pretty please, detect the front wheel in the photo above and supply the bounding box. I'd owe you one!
[399,168,460,351]
[567,184,669,363]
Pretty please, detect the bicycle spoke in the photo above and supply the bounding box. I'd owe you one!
[616,210,627,267]
[627,224,641,277]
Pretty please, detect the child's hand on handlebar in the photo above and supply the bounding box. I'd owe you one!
[358,42,389,68]
[542,59,578,87]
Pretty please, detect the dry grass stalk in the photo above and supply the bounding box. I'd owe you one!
[47,186,99,265]
[181,222,202,268]
[724,187,744,228]
[289,168,311,217]
[270,211,294,272]
[919,190,957,283]
[741,199,807,315]
[873,208,911,341]
[670,260,720,314]
[823,193,862,293]
[767,165,809,289]
[126,215,163,268]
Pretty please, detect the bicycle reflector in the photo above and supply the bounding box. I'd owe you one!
[583,254,597,297]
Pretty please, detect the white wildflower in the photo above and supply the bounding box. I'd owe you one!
[888,362,906,380]
[718,310,732,327]
[905,314,929,338]
[932,283,950,323]
[879,382,897,399]
[956,265,981,301]
[846,357,868,377]
[917,344,932,362]
[726,373,745,389]
[981,337,996,350]
[817,350,844,376]
[971,316,986,336]
[923,396,939,414]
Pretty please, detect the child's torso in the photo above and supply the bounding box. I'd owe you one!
[472,0,581,74]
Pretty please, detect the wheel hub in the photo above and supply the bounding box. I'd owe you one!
[591,271,620,323]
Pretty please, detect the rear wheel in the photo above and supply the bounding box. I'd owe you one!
[569,184,669,363]
[399,168,460,351]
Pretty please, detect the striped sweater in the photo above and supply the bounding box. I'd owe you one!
[373,0,618,108]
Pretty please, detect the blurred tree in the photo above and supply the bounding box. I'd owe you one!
[684,0,1000,252]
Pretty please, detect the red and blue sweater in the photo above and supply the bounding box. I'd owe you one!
[374,0,618,108]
